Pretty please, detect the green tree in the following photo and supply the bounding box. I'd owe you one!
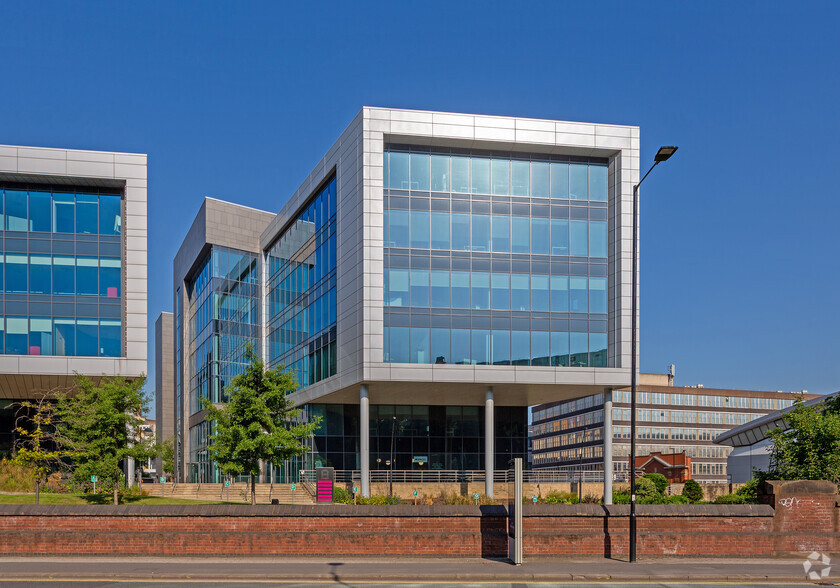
[642,472,669,494]
[203,346,319,505]
[682,479,704,502]
[55,375,152,505]
[155,437,176,481]
[12,391,73,504]
[764,396,840,482]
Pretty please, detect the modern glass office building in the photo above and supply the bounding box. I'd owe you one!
[164,108,638,499]
[0,144,147,459]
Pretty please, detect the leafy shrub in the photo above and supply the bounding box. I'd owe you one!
[642,473,669,494]
[582,493,601,504]
[661,494,689,504]
[682,479,704,503]
[0,458,36,492]
[612,491,630,504]
[635,476,659,500]
[539,490,579,504]
[358,494,400,505]
[333,487,354,504]
[445,491,497,505]
[736,477,765,501]
[714,493,751,504]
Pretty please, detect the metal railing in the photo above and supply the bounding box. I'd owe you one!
[299,468,606,484]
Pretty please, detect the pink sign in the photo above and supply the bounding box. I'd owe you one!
[29,346,41,355]
[316,480,333,502]
[107,287,118,298]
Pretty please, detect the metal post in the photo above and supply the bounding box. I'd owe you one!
[603,392,613,505]
[630,181,639,563]
[360,385,370,498]
[485,387,494,498]
[390,415,396,497]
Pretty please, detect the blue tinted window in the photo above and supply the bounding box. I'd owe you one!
[590,277,607,313]
[430,212,450,249]
[471,214,490,252]
[589,221,607,257]
[410,269,429,307]
[570,332,588,366]
[5,191,27,231]
[410,327,430,363]
[29,255,50,294]
[471,158,490,194]
[53,256,74,295]
[491,159,509,195]
[590,333,607,367]
[471,272,490,310]
[569,164,588,200]
[511,274,529,311]
[511,216,529,253]
[6,255,27,293]
[76,257,98,296]
[472,330,490,365]
[451,271,470,308]
[75,194,98,234]
[531,275,549,311]
[550,163,568,198]
[76,320,98,356]
[431,328,450,364]
[491,215,510,253]
[492,330,510,365]
[590,165,607,201]
[430,155,450,191]
[410,154,430,190]
[570,220,588,256]
[531,162,549,197]
[6,317,28,354]
[430,270,449,308]
[531,218,550,254]
[52,194,74,233]
[55,319,76,355]
[570,277,588,313]
[551,219,569,255]
[410,211,430,249]
[451,328,470,364]
[451,213,470,251]
[550,276,569,312]
[99,195,121,235]
[491,273,510,310]
[29,318,52,355]
[389,210,409,248]
[511,160,530,196]
[389,152,409,190]
[29,192,51,232]
[531,331,550,365]
[451,157,470,193]
[386,268,408,306]
[99,321,120,357]
[551,332,569,367]
[389,326,410,362]
[511,331,530,365]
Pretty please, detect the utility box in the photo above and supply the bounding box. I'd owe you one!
[316,467,335,503]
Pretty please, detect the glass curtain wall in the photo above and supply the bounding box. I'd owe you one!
[266,176,337,387]
[187,246,260,482]
[383,148,609,367]
[0,184,123,357]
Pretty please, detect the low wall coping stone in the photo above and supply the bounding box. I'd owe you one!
[0,503,775,518]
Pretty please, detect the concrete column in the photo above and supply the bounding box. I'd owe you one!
[485,387,494,498]
[360,385,370,498]
[603,391,614,505]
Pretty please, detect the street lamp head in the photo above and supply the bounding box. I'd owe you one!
[654,146,678,162]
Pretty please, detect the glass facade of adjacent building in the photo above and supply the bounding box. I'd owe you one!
[308,403,527,471]
[266,176,337,387]
[0,184,123,357]
[187,246,260,482]
[382,147,609,367]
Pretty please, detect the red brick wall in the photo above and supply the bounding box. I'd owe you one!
[0,483,836,558]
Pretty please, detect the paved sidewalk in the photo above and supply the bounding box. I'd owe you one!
[0,556,828,584]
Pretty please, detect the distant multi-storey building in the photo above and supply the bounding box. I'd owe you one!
[530,373,818,482]
[0,144,147,457]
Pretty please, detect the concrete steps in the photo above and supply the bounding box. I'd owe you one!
[150,483,314,504]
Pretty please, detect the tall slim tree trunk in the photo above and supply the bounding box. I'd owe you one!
[114,485,119,505]
[251,473,256,506]
[35,478,40,505]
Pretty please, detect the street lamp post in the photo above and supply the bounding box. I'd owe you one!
[630,145,678,563]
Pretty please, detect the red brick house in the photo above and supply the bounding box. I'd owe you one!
[632,451,691,483]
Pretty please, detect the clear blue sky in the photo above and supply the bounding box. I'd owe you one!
[2,1,838,411]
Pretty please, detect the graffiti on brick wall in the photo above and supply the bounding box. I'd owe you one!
[779,497,800,508]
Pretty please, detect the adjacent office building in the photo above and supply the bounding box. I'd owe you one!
[0,144,147,456]
[530,373,819,482]
[161,107,639,497]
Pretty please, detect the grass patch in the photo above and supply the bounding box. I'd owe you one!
[0,493,238,505]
